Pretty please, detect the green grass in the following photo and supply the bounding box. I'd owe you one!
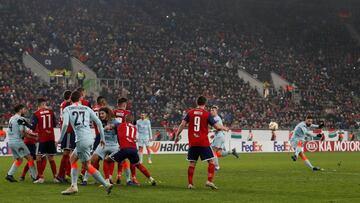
[0,152,360,203]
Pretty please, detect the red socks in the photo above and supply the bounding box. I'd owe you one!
[188,165,195,185]
[36,159,47,178]
[207,163,215,182]
[103,161,110,179]
[58,154,69,178]
[49,160,57,177]
[137,164,151,178]
[118,162,123,176]
[21,164,29,178]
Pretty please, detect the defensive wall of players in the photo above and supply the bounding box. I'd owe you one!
[0,129,358,156]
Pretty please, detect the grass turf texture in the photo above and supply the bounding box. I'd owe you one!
[0,152,359,203]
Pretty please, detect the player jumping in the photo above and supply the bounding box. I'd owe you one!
[5,104,37,182]
[136,113,153,164]
[290,115,324,171]
[210,105,238,171]
[58,91,112,195]
[174,96,229,190]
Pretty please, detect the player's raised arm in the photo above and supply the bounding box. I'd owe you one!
[90,108,105,145]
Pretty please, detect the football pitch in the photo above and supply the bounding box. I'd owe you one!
[0,152,359,203]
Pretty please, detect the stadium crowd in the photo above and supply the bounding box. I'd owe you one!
[0,0,359,130]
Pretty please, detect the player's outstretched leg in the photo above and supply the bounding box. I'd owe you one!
[5,159,22,182]
[299,152,322,171]
[205,160,217,190]
[62,161,79,195]
[86,163,113,194]
[187,161,196,189]
[130,163,156,186]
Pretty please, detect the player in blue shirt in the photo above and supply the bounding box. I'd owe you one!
[5,104,38,183]
[210,105,238,171]
[58,91,112,195]
[136,113,153,164]
[290,115,324,171]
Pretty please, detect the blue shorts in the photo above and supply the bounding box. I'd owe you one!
[9,142,31,159]
[26,143,37,160]
[38,140,57,155]
[211,135,226,149]
[61,132,76,150]
[110,148,139,164]
[94,145,119,160]
[73,139,93,162]
[93,135,101,150]
[137,138,150,147]
[187,146,214,162]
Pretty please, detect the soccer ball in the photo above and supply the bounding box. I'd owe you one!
[269,122,279,131]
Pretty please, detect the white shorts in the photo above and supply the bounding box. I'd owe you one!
[94,145,119,160]
[138,139,150,147]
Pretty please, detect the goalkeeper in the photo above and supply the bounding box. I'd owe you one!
[290,114,324,171]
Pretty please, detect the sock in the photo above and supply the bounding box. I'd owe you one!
[130,164,137,179]
[83,171,89,181]
[213,156,219,168]
[117,162,123,177]
[40,158,47,178]
[8,160,22,176]
[71,162,79,187]
[81,168,86,175]
[295,148,302,157]
[139,152,143,163]
[147,148,151,160]
[21,164,29,178]
[188,165,195,185]
[136,164,151,178]
[93,161,99,170]
[109,162,115,178]
[304,160,314,169]
[58,154,69,178]
[36,160,43,178]
[66,158,71,176]
[103,161,110,179]
[207,163,215,182]
[216,151,222,157]
[49,160,57,177]
[28,160,37,179]
[125,167,131,182]
[88,164,107,186]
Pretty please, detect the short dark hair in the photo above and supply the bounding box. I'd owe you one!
[37,97,47,104]
[97,96,106,105]
[125,113,134,123]
[63,90,72,100]
[14,104,25,113]
[117,98,128,105]
[71,91,82,102]
[197,96,207,106]
[306,114,313,120]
